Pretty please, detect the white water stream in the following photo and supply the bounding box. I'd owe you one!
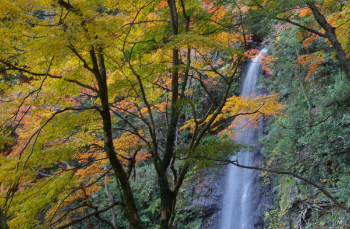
[220,49,267,229]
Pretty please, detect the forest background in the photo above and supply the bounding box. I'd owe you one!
[0,0,349,228]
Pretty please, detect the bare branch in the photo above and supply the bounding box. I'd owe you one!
[47,168,112,225]
[275,17,327,38]
[122,19,170,27]
[0,59,98,92]
[68,44,94,72]
[56,202,122,229]
[230,160,350,214]
[191,56,242,152]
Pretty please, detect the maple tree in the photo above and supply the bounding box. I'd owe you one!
[0,0,283,228]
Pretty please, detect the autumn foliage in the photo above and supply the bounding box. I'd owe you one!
[0,0,285,228]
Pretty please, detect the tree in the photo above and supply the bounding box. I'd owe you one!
[238,2,350,226]
[0,0,283,228]
[246,0,350,81]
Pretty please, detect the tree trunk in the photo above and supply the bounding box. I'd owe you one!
[85,209,95,229]
[101,85,143,229]
[158,1,180,228]
[92,49,144,229]
[104,166,118,229]
[308,3,350,81]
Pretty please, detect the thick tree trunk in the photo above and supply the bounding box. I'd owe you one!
[92,50,143,229]
[158,1,180,228]
[85,209,95,229]
[101,85,143,229]
[159,184,174,229]
[308,3,350,81]
[101,91,143,229]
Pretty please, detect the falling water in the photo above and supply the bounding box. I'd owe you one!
[220,49,267,229]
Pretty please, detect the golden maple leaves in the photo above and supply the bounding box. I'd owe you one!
[0,0,287,227]
[181,93,285,135]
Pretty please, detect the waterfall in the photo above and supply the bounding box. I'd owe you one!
[220,49,267,229]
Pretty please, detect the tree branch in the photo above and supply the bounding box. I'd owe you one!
[0,59,98,92]
[57,202,122,229]
[185,155,350,215]
[275,17,327,38]
[16,106,102,170]
[229,160,350,214]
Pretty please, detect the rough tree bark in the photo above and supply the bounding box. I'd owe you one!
[55,1,144,227]
[158,1,180,228]
[92,49,144,229]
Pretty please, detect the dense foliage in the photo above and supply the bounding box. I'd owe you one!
[0,0,282,228]
[1,0,350,228]
[248,1,350,227]
[260,31,350,228]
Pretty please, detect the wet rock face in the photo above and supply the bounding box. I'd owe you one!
[250,168,272,228]
[199,168,226,229]
[175,166,226,229]
[184,156,271,229]
[176,152,273,229]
